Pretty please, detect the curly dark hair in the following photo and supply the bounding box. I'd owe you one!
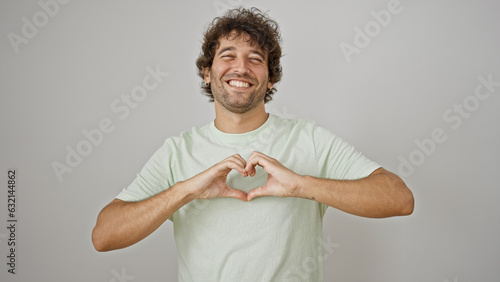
[195,7,283,103]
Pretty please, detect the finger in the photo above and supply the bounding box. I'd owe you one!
[247,151,275,166]
[245,151,262,176]
[220,155,248,176]
[227,153,247,165]
[246,153,272,176]
[215,161,247,177]
[230,154,249,175]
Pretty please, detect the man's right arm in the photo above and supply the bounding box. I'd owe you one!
[91,154,249,252]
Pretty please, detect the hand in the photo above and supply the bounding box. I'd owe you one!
[184,154,248,201]
[245,151,303,201]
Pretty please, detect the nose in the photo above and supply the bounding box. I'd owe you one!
[232,57,250,74]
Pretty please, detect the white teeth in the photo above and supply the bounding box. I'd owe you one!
[228,80,250,88]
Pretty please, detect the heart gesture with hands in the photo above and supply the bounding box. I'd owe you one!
[186,151,303,202]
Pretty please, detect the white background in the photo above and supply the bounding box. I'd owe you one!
[1,0,499,281]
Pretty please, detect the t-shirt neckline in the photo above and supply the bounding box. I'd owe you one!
[209,114,275,144]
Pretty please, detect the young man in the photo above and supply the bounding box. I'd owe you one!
[92,8,414,281]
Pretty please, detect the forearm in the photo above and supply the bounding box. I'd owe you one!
[92,181,193,252]
[296,168,414,218]
[92,154,251,252]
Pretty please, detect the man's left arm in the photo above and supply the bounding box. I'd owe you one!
[246,151,414,218]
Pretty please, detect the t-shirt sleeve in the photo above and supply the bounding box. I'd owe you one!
[312,124,381,214]
[313,125,380,180]
[115,140,173,202]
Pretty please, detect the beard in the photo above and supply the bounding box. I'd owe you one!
[210,69,268,114]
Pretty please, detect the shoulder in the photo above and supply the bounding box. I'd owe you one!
[159,122,212,151]
[270,114,333,138]
[270,114,318,130]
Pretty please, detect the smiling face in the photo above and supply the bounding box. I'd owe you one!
[203,31,273,114]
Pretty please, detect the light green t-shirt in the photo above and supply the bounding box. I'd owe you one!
[116,114,380,282]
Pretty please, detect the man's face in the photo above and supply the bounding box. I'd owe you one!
[204,31,273,114]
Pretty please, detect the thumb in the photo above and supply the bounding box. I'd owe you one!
[247,186,269,201]
[222,186,248,202]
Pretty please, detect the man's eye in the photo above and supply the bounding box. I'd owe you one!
[250,57,263,62]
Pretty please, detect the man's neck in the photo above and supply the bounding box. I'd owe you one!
[214,103,269,134]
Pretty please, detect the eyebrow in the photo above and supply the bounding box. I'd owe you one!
[217,46,266,60]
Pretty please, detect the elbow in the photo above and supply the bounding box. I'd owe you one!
[398,188,414,216]
[387,171,414,216]
[92,226,112,252]
[374,169,414,217]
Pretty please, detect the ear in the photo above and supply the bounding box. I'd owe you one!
[267,81,273,91]
[203,67,211,84]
